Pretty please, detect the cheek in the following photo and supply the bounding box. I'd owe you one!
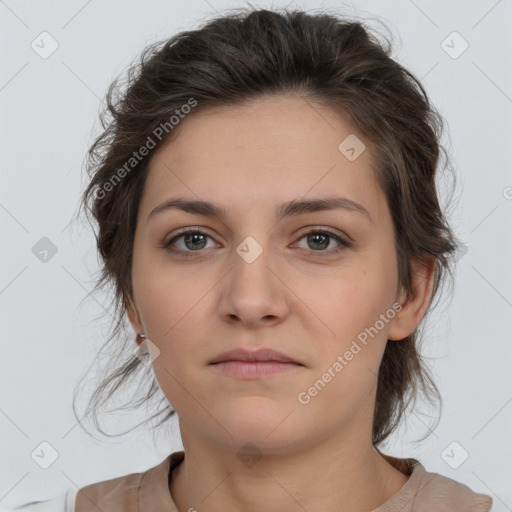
[132,266,210,398]
[300,265,394,406]
[297,361,378,438]
[303,264,395,343]
[133,257,207,334]
[145,306,206,414]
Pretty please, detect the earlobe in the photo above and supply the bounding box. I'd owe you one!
[387,257,436,341]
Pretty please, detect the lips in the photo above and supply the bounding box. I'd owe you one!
[209,348,302,366]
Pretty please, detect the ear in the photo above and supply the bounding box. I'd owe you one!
[387,257,436,341]
[125,295,144,342]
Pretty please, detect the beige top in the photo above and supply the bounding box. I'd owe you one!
[74,450,493,511]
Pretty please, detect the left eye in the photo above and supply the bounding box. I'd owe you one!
[295,229,349,252]
[162,228,350,256]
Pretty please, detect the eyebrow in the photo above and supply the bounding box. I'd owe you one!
[148,196,372,223]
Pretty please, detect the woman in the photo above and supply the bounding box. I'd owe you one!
[7,7,493,512]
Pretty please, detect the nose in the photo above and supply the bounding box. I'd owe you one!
[216,240,290,328]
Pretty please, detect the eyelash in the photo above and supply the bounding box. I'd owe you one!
[161,227,351,258]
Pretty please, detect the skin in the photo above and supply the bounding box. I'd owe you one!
[127,95,435,512]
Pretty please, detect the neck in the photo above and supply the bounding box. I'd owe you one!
[170,424,409,512]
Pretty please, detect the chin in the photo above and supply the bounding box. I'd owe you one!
[214,409,300,450]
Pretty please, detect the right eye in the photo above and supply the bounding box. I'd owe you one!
[162,228,219,256]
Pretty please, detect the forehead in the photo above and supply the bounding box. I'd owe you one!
[141,95,384,220]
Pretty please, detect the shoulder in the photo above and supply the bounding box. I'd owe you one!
[412,467,493,512]
[1,453,180,512]
[74,454,175,512]
[376,451,494,512]
[74,467,146,511]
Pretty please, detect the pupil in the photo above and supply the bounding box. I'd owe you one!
[310,233,328,250]
[185,233,206,250]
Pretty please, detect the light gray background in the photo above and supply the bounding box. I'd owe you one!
[1,0,511,509]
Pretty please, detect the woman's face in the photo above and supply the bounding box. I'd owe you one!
[128,95,419,454]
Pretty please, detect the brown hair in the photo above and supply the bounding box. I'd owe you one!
[73,6,460,445]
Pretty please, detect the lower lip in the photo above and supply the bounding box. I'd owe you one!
[210,361,303,378]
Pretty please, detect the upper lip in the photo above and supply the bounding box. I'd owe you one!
[209,348,302,365]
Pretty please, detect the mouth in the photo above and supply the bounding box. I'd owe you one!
[209,347,303,365]
[210,360,303,378]
[209,348,304,379]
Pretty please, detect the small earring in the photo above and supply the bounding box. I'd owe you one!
[138,333,146,339]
